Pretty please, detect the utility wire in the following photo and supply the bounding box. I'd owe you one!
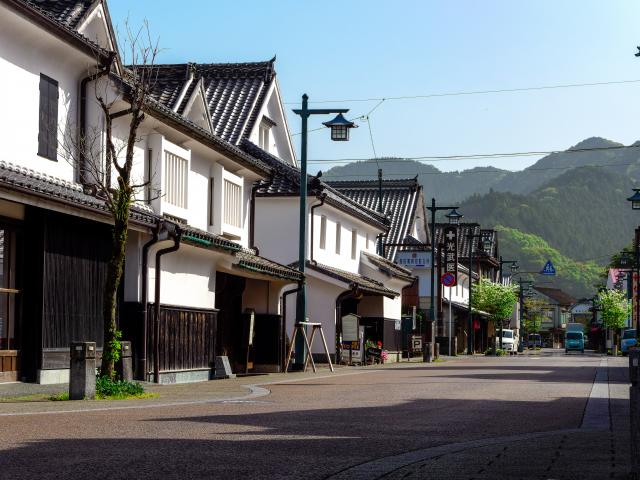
[308,143,640,164]
[319,161,638,177]
[284,78,640,105]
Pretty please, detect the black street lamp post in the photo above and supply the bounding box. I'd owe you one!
[292,95,356,368]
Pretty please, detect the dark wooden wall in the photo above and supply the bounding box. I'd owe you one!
[41,212,111,350]
[147,304,217,372]
[21,207,112,377]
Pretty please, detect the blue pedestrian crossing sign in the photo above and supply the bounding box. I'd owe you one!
[541,260,556,276]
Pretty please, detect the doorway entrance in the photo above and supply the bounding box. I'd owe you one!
[0,224,20,382]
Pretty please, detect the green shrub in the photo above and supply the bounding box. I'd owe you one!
[484,348,507,356]
[96,376,145,399]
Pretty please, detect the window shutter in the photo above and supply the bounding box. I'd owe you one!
[38,74,59,160]
[37,76,48,157]
[47,78,59,160]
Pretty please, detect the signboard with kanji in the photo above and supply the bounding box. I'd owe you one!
[443,225,458,286]
[395,251,431,269]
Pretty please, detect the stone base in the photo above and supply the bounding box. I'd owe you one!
[37,369,70,385]
[157,369,212,384]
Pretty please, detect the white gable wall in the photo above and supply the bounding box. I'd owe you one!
[0,4,99,183]
[248,81,296,165]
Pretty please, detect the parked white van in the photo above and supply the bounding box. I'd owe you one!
[496,329,518,353]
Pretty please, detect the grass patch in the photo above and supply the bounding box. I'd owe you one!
[0,393,53,403]
[95,376,155,400]
[50,392,69,401]
[96,392,157,401]
[433,358,445,363]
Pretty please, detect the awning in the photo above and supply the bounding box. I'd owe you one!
[182,226,302,282]
[303,261,400,298]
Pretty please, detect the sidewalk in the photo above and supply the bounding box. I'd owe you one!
[328,356,632,480]
[0,362,410,415]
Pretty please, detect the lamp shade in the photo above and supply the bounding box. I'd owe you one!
[323,113,357,141]
[628,188,640,210]
[445,208,463,225]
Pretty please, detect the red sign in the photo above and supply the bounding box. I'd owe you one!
[442,272,456,287]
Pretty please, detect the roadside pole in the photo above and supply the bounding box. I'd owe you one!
[630,350,640,478]
[448,286,453,355]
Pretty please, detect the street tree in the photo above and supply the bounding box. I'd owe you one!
[471,279,518,350]
[596,289,631,349]
[523,297,546,334]
[60,23,160,379]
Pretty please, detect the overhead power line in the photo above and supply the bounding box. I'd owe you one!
[319,161,638,178]
[284,78,640,105]
[308,143,640,164]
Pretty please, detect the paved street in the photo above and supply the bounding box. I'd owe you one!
[0,350,631,479]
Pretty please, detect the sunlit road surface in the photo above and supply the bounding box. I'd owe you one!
[0,350,629,479]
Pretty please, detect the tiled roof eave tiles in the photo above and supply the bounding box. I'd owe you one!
[181,226,302,282]
[111,73,272,178]
[0,160,156,226]
[7,0,113,62]
[305,261,399,298]
[362,251,414,282]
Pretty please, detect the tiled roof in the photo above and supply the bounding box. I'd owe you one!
[112,73,271,178]
[533,287,577,306]
[234,251,303,282]
[327,178,421,261]
[242,141,389,230]
[4,0,112,61]
[181,226,302,282]
[140,59,276,144]
[362,251,414,282]
[23,0,95,28]
[302,261,399,298]
[0,160,156,225]
[242,139,300,195]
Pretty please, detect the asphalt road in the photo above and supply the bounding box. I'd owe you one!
[0,350,630,479]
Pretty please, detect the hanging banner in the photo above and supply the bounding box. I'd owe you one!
[443,225,458,286]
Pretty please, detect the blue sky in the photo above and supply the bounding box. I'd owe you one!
[107,1,640,174]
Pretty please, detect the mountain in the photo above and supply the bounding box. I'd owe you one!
[495,226,602,299]
[460,167,637,263]
[324,137,640,203]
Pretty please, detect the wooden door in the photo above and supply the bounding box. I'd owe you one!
[0,227,20,382]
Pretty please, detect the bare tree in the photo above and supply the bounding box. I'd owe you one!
[61,21,160,379]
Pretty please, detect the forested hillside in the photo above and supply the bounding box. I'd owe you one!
[460,167,636,262]
[324,137,640,204]
[495,226,602,298]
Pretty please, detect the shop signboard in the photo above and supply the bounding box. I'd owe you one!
[395,251,431,269]
[443,225,458,286]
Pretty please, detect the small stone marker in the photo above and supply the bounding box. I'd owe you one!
[69,341,96,400]
[117,341,133,382]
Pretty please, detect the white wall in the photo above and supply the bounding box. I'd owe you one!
[0,5,99,182]
[255,197,301,265]
[147,244,216,309]
[284,275,344,354]
[311,204,381,274]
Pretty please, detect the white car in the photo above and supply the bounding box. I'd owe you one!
[496,329,517,352]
